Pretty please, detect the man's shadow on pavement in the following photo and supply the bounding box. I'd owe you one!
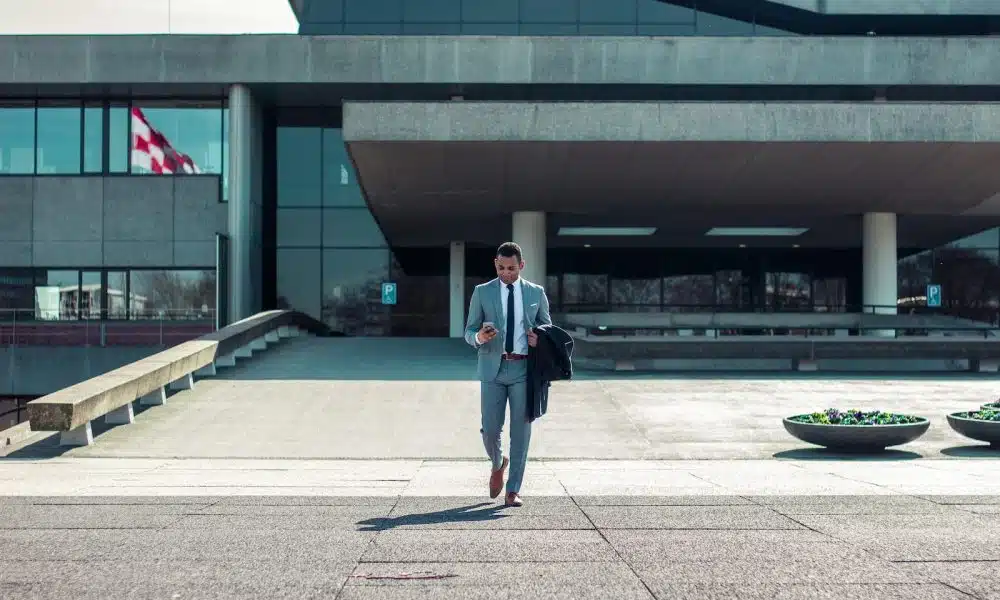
[357,502,508,532]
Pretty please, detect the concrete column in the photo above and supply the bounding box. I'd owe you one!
[228,84,254,322]
[449,241,466,338]
[862,212,897,336]
[512,211,546,286]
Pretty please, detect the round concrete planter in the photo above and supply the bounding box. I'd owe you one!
[981,402,1000,411]
[947,412,1000,448]
[783,416,930,452]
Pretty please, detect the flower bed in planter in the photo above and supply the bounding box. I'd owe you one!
[783,409,930,451]
[981,401,1000,411]
[947,409,1000,448]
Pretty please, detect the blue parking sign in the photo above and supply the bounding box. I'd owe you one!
[381,282,397,305]
[926,284,941,308]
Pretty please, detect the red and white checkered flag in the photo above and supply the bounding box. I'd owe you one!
[130,108,201,174]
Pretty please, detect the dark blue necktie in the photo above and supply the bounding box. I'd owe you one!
[505,283,515,353]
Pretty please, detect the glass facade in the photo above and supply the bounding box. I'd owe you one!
[298,0,782,36]
[0,268,216,321]
[0,100,226,195]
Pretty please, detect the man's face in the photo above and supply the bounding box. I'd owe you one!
[495,255,523,284]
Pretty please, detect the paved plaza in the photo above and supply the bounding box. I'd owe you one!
[3,337,1000,599]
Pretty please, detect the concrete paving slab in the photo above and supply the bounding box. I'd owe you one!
[580,505,805,529]
[602,529,866,562]
[0,528,374,561]
[362,530,619,562]
[0,503,195,529]
[642,583,974,600]
[574,495,755,506]
[344,561,647,589]
[13,337,1000,461]
[336,587,655,600]
[0,560,356,600]
[753,496,959,515]
[629,558,931,584]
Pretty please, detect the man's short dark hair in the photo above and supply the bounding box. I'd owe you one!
[496,242,523,262]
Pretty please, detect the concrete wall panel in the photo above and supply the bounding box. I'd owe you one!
[0,243,31,266]
[173,241,215,267]
[32,177,103,242]
[4,35,1000,87]
[0,175,220,268]
[103,241,173,267]
[174,176,225,241]
[32,241,102,266]
[103,177,174,242]
[0,178,33,242]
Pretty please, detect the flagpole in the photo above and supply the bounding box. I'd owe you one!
[167,0,172,34]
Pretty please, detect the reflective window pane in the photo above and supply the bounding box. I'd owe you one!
[546,274,560,310]
[0,269,37,314]
[107,271,128,319]
[277,208,323,247]
[81,271,102,319]
[343,22,402,33]
[128,270,216,320]
[83,105,103,173]
[562,274,608,309]
[947,228,999,249]
[610,278,661,308]
[461,0,518,23]
[36,270,79,321]
[696,11,755,35]
[637,23,695,35]
[580,24,637,35]
[323,208,387,247]
[129,106,224,175]
[461,22,518,34]
[109,106,129,173]
[0,103,35,174]
[402,0,459,23]
[36,105,82,174]
[521,23,578,35]
[663,275,714,309]
[222,107,229,201]
[897,250,934,306]
[323,129,365,207]
[305,0,344,21]
[277,127,322,207]
[637,0,695,23]
[277,248,322,320]
[765,272,811,311]
[520,0,577,23]
[403,22,462,34]
[345,0,402,23]
[580,0,636,24]
[322,248,390,335]
[932,247,1000,323]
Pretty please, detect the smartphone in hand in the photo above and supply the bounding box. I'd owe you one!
[483,321,496,333]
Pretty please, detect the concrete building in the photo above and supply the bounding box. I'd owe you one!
[3,0,1000,392]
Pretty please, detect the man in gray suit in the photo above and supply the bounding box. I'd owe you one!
[465,242,552,507]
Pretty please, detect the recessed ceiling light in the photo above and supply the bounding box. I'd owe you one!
[705,227,808,237]
[558,227,657,236]
[584,244,592,248]
[793,244,800,248]
[739,244,747,248]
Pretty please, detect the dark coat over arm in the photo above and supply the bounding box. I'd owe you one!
[526,323,574,422]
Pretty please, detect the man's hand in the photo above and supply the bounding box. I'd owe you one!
[527,328,538,347]
[476,324,498,345]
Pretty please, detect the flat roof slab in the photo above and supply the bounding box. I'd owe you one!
[343,102,1000,247]
[1,35,1000,88]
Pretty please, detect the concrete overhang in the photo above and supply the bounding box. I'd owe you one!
[343,101,1000,249]
[1,35,1000,89]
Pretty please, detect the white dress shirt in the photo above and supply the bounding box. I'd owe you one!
[500,278,528,355]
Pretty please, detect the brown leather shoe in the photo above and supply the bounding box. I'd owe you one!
[505,492,523,507]
[489,457,509,499]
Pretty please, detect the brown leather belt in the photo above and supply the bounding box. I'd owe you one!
[502,353,528,361]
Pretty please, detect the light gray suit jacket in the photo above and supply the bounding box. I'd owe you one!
[464,278,553,382]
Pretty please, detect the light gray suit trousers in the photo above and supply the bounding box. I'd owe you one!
[465,278,552,494]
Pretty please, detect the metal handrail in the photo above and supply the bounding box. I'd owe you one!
[581,324,1000,340]
[0,308,217,347]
